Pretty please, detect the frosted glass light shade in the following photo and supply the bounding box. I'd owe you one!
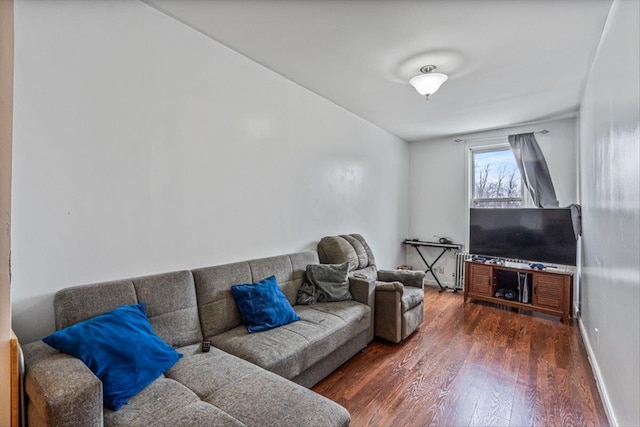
[409,72,448,97]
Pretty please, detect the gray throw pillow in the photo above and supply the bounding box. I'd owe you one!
[296,282,329,305]
[297,282,318,305]
[305,262,352,302]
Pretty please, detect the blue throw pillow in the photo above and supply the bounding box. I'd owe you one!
[231,275,300,333]
[42,303,182,411]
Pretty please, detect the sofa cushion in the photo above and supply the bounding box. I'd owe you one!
[401,287,425,312]
[248,254,307,305]
[351,265,378,280]
[378,269,425,288]
[317,236,359,271]
[193,261,253,338]
[104,377,245,427]
[167,346,350,427]
[42,303,182,411]
[52,271,204,349]
[231,276,300,333]
[340,234,369,268]
[350,233,376,266]
[53,279,138,330]
[133,270,203,347]
[193,252,318,338]
[209,301,370,379]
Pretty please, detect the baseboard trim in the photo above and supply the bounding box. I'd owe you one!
[423,279,456,289]
[578,316,617,426]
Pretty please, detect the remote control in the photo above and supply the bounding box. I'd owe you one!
[202,340,211,353]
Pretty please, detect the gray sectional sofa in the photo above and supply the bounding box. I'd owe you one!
[21,251,376,426]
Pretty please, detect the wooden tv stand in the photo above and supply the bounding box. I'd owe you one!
[463,261,573,322]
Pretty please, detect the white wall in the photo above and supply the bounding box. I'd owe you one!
[407,118,578,287]
[0,0,13,423]
[11,0,409,344]
[578,1,640,425]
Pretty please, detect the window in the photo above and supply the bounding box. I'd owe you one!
[472,147,523,208]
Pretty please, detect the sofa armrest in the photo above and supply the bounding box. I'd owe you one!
[375,281,404,293]
[374,281,403,343]
[349,276,376,306]
[377,269,425,288]
[23,341,103,427]
[348,276,376,343]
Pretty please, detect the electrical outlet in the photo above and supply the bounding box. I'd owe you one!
[594,328,599,346]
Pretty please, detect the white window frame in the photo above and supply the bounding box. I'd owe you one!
[470,145,524,208]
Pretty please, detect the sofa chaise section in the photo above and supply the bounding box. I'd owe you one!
[163,344,350,427]
[24,340,350,427]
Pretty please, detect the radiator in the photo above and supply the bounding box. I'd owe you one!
[454,252,470,290]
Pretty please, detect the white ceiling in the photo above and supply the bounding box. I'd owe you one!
[145,0,612,142]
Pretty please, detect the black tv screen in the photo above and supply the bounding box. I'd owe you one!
[469,208,577,266]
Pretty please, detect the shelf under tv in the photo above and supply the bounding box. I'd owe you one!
[463,261,573,323]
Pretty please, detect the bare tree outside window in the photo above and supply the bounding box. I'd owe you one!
[472,148,522,208]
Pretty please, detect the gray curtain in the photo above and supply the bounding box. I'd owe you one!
[508,132,559,208]
[569,203,582,239]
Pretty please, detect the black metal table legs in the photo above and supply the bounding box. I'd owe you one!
[412,246,452,292]
[403,240,463,293]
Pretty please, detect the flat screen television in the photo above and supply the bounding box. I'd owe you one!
[469,208,577,266]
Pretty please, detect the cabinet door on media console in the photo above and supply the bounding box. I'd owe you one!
[533,272,565,310]
[468,264,492,296]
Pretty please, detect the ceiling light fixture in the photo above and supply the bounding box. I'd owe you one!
[409,65,448,100]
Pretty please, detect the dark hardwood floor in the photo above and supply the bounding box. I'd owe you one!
[312,286,609,427]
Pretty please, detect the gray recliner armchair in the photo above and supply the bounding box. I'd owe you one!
[317,234,425,343]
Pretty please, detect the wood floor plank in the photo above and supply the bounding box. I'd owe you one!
[313,286,609,426]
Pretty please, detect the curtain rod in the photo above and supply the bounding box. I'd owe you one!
[454,129,549,143]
